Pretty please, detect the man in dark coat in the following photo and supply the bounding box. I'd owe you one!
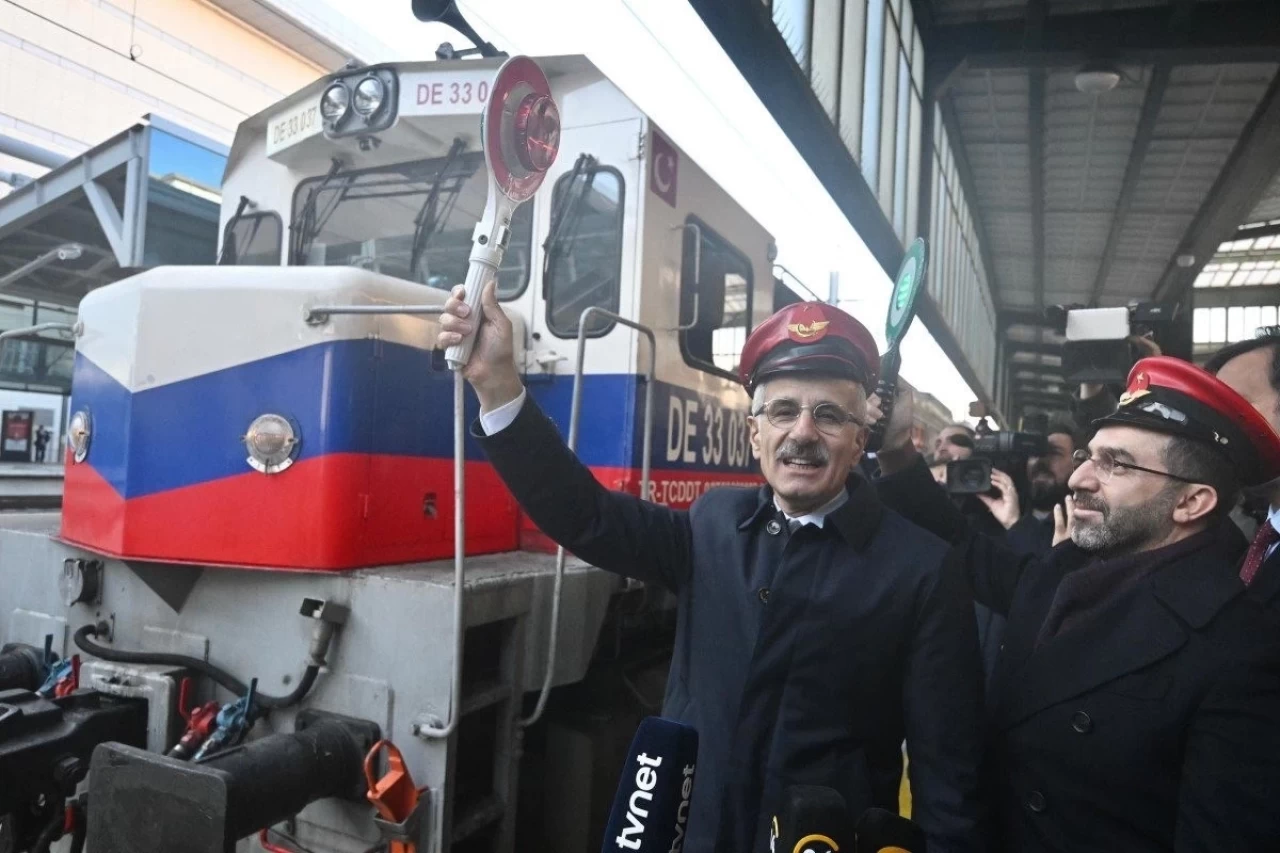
[438,282,985,853]
[1205,329,1280,617]
[874,356,1280,852]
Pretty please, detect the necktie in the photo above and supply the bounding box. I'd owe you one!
[1239,521,1280,586]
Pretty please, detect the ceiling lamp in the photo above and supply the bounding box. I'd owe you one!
[1075,64,1122,95]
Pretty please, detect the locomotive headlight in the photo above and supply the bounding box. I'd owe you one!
[320,83,351,122]
[243,414,299,474]
[513,93,560,172]
[353,76,386,117]
[68,410,91,463]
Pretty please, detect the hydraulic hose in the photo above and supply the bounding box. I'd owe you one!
[68,818,87,853]
[31,811,62,853]
[73,625,318,710]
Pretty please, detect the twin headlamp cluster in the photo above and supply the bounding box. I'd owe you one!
[320,67,398,139]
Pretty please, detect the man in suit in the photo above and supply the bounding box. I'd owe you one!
[1205,329,1280,614]
[875,357,1280,852]
[438,283,985,853]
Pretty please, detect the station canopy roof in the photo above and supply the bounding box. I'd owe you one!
[923,0,1280,412]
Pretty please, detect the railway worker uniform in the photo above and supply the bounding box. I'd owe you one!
[875,358,1280,852]
[471,303,985,853]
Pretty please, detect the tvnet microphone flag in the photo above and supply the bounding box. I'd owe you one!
[600,717,698,853]
[854,807,926,853]
[769,785,850,853]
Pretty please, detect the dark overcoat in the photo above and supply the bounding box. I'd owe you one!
[475,398,986,853]
[879,459,1280,852]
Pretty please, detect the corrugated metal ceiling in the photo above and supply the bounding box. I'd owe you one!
[926,0,1280,413]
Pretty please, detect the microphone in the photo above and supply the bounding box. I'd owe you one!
[600,717,698,853]
[854,808,926,853]
[769,786,849,853]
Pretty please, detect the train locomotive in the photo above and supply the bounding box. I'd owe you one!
[0,23,790,853]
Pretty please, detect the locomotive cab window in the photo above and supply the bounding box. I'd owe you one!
[289,153,533,299]
[680,218,753,378]
[220,211,282,266]
[545,164,624,338]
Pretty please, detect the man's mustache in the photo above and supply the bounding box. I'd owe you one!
[777,440,829,464]
[1030,459,1054,477]
[1072,493,1107,516]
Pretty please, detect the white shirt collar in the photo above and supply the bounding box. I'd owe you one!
[773,489,849,530]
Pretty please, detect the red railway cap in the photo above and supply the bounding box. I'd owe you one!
[738,302,880,394]
[1094,356,1280,486]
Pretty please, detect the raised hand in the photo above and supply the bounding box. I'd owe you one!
[977,467,1022,530]
[437,280,524,411]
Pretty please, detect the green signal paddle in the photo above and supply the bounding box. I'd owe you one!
[867,237,928,452]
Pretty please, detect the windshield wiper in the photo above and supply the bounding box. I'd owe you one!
[289,158,344,265]
[218,195,256,265]
[408,137,468,281]
[542,153,598,289]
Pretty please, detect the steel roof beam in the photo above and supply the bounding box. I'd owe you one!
[927,2,1280,72]
[1154,72,1280,305]
[1191,284,1280,309]
[1233,221,1280,241]
[1088,65,1171,307]
[1006,340,1062,357]
[1000,308,1053,327]
[1031,69,1046,320]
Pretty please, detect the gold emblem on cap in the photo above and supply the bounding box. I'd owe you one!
[1118,388,1151,406]
[792,834,839,853]
[788,320,830,339]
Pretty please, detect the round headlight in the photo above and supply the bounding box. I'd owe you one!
[67,410,91,463]
[353,76,386,117]
[243,414,298,474]
[320,83,351,122]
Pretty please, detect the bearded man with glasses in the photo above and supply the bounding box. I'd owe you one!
[874,356,1280,852]
[437,282,985,853]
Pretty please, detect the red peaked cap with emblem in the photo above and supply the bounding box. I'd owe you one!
[1094,356,1280,486]
[738,302,880,394]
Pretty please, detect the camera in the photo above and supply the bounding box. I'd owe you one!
[944,431,1048,496]
[946,457,993,495]
[1046,301,1191,385]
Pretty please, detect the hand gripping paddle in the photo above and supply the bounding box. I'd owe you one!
[445,56,561,371]
[866,237,928,453]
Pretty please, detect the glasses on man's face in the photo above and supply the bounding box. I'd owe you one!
[1071,448,1197,485]
[752,398,863,436]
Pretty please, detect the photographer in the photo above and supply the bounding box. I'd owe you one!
[1003,424,1080,559]
[934,423,976,463]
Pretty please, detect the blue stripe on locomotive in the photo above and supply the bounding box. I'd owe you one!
[69,339,759,500]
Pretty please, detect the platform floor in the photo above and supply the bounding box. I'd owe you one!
[0,463,62,507]
[0,462,62,478]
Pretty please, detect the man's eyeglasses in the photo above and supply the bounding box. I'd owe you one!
[1071,448,1197,485]
[751,399,863,436]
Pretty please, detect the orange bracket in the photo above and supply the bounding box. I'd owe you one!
[364,740,429,853]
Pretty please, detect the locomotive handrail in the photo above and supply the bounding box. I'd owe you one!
[521,305,657,728]
[304,304,448,324]
[301,302,465,740]
[0,321,81,342]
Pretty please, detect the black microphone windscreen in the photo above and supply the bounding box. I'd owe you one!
[770,785,849,853]
[600,717,698,853]
[854,807,926,853]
